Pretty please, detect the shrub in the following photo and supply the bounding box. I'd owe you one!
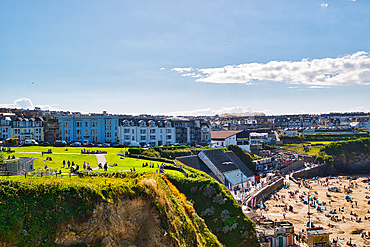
[128,148,143,154]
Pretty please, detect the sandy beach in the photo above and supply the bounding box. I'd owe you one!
[260,175,370,246]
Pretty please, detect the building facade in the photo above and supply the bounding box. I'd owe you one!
[11,117,44,143]
[0,115,12,140]
[58,115,119,144]
[119,118,175,146]
[169,117,211,145]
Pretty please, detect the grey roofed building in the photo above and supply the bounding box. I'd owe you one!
[177,155,213,176]
[201,149,239,173]
[225,151,254,177]
[176,148,255,188]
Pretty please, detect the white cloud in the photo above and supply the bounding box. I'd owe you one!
[173,51,370,87]
[165,106,255,116]
[0,98,59,111]
[15,98,34,109]
[344,105,369,113]
[160,68,165,70]
[172,67,193,73]
[321,3,328,7]
[349,0,356,2]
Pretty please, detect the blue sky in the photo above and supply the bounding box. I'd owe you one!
[1,0,369,116]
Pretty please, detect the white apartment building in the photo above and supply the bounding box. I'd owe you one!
[119,119,176,146]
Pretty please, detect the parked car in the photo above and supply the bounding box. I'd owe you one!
[70,142,82,147]
[83,143,94,147]
[54,140,67,147]
[39,141,51,146]
[24,139,39,146]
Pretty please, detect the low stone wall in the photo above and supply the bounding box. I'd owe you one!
[291,163,337,179]
[247,177,284,208]
[281,160,305,174]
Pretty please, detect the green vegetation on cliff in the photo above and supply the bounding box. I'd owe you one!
[321,137,370,156]
[166,172,259,247]
[0,172,222,246]
[0,169,257,246]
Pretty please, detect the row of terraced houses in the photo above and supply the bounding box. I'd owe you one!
[1,108,369,148]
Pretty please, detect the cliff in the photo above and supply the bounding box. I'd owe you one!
[0,170,258,247]
[322,138,370,174]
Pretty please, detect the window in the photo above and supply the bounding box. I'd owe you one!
[124,129,130,133]
[124,135,130,140]
[65,122,69,128]
[91,129,96,135]
[76,122,81,127]
[85,129,88,135]
[77,129,81,135]
[140,129,146,134]
[166,129,171,133]
[166,135,171,140]
[140,136,146,140]
[85,122,88,127]
[150,135,156,140]
[132,136,135,140]
[92,122,96,127]
[150,129,156,134]
[132,129,135,134]
[65,130,69,135]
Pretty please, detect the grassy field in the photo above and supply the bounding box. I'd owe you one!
[2,146,183,176]
[303,141,336,145]
[280,144,323,156]
[8,146,128,154]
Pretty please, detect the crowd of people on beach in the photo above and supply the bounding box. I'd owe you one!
[259,175,370,247]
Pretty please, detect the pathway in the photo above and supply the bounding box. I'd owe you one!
[95,154,107,164]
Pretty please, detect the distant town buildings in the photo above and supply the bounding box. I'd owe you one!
[0,107,369,148]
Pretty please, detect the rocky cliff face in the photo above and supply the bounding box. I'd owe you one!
[333,153,370,174]
[55,197,174,247]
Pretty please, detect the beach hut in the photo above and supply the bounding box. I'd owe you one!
[307,228,330,247]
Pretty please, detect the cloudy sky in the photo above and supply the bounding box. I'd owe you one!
[1,0,369,116]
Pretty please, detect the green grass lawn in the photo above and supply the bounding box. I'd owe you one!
[303,141,335,145]
[281,144,323,156]
[3,148,184,177]
[9,146,128,154]
[8,152,99,173]
[102,154,182,176]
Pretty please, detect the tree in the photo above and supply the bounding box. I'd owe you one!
[316,156,324,164]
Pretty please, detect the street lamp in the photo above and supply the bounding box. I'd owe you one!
[307,189,316,229]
